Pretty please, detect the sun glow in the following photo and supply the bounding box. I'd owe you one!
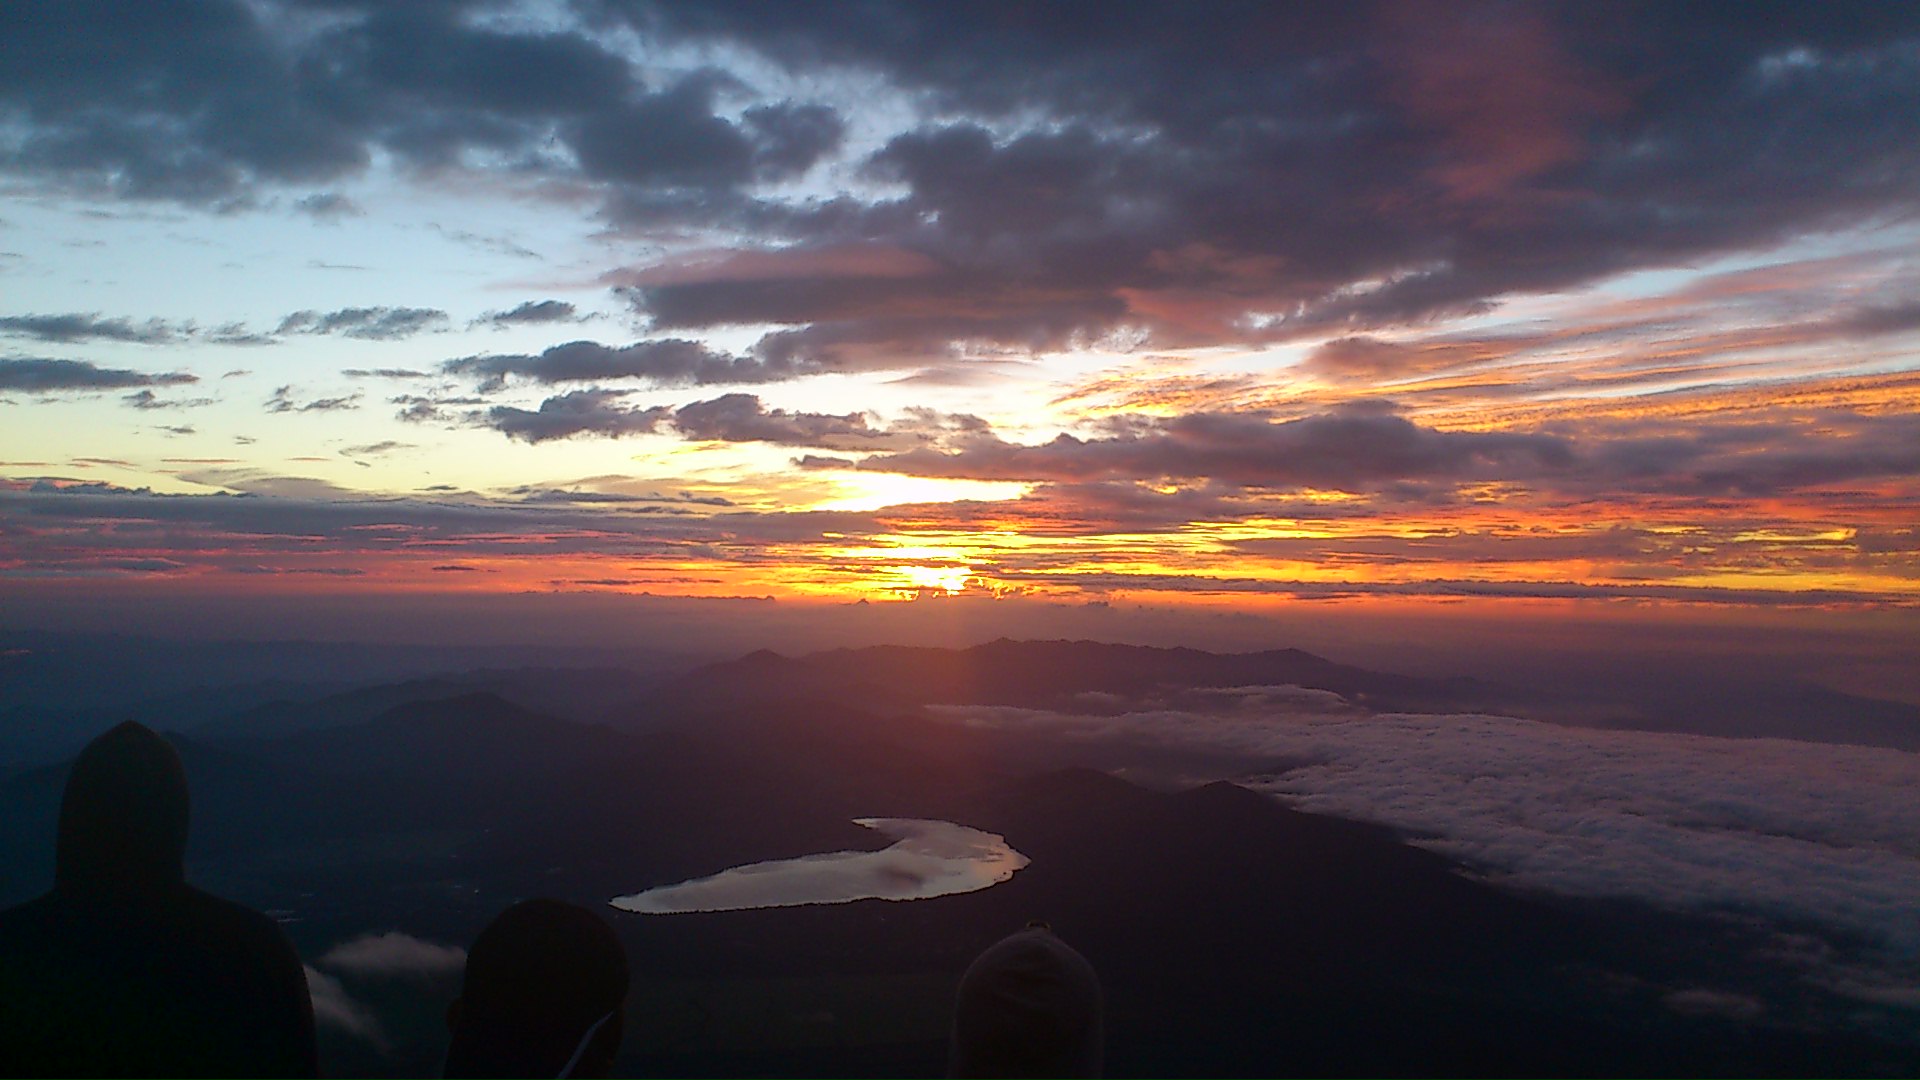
[894,562,975,595]
[810,472,1031,512]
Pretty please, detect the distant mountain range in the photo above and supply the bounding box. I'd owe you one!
[2,680,1912,1077]
[636,638,1498,718]
[7,638,1916,769]
[644,638,1920,751]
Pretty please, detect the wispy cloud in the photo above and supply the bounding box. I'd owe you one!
[0,358,196,391]
[0,313,187,344]
[472,300,581,329]
[443,339,807,393]
[275,307,448,341]
[266,386,361,414]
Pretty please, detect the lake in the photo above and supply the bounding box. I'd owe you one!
[609,818,1029,914]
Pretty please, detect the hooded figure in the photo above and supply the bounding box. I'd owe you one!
[443,899,630,1079]
[950,924,1104,1078]
[0,722,317,1077]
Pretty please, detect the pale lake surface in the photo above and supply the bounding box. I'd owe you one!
[609,818,1030,914]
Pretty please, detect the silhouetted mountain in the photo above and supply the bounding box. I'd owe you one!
[196,667,661,740]
[0,631,695,761]
[641,638,1920,754]
[1632,679,1920,752]
[0,679,351,765]
[629,638,1499,725]
[0,731,344,900]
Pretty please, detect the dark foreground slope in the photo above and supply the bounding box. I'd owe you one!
[0,692,1912,1077]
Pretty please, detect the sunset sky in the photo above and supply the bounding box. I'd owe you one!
[4,2,1918,661]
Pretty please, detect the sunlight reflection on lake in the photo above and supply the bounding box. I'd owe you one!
[609,818,1029,915]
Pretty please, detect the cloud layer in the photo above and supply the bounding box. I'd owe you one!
[6,3,1918,363]
[935,701,1920,957]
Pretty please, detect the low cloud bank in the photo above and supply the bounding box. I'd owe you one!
[304,965,384,1047]
[934,703,1920,958]
[611,818,1028,914]
[317,931,465,980]
[303,931,466,1059]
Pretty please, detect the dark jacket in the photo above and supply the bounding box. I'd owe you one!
[0,722,317,1078]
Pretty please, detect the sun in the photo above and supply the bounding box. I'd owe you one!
[895,562,974,595]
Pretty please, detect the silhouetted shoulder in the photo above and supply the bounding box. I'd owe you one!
[0,886,316,1078]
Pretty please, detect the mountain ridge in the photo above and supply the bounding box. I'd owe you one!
[629,637,1500,726]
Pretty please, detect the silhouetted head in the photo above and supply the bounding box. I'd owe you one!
[950,924,1104,1078]
[444,899,629,1079]
[56,721,190,895]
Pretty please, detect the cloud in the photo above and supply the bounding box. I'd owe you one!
[843,398,1920,506]
[203,324,275,347]
[629,263,1129,373]
[265,386,361,413]
[1374,2,1625,202]
[852,405,1573,491]
[227,565,366,576]
[293,192,360,221]
[1300,335,1507,382]
[567,73,844,189]
[0,473,894,580]
[605,243,942,289]
[1663,989,1766,1021]
[932,704,1920,956]
[508,486,736,507]
[304,965,384,1047]
[340,441,411,458]
[979,570,1907,608]
[123,388,215,410]
[274,307,448,341]
[341,368,428,379]
[1830,300,1920,337]
[0,313,188,344]
[4,2,1918,364]
[472,300,581,329]
[743,100,846,179]
[670,393,907,450]
[473,389,984,449]
[484,388,670,443]
[0,358,197,391]
[627,7,1920,355]
[390,392,486,423]
[316,931,465,980]
[443,339,807,392]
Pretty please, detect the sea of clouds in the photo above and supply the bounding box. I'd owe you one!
[932,693,1920,962]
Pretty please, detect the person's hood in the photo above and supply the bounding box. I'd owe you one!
[57,721,190,895]
[950,927,1104,1078]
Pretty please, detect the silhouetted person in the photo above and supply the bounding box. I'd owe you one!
[0,722,316,1077]
[950,922,1104,1078]
[444,898,629,1079]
